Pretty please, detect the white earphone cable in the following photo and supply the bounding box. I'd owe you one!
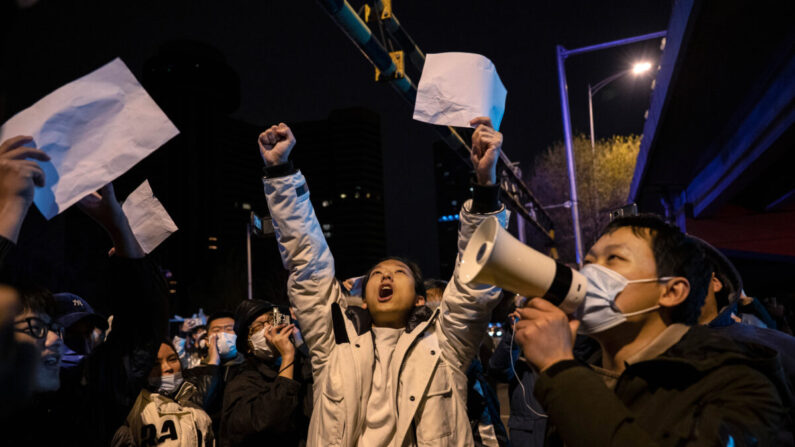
[508,324,548,419]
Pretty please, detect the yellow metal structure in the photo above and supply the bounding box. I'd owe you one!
[362,4,372,22]
[380,0,393,20]
[375,50,405,81]
[548,230,559,259]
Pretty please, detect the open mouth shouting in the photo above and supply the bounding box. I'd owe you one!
[378,284,394,302]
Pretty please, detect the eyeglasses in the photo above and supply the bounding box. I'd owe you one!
[14,317,64,340]
[249,318,282,335]
[249,321,269,334]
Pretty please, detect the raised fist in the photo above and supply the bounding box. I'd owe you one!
[258,123,296,167]
[469,117,503,186]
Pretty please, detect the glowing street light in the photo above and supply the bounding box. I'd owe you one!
[588,61,656,150]
[632,61,652,75]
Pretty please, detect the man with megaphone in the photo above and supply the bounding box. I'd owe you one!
[463,214,791,445]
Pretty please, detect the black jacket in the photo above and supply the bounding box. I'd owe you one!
[184,354,246,436]
[220,353,312,447]
[8,255,169,446]
[535,325,793,446]
[489,327,547,446]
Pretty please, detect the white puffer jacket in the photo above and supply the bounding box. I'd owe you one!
[112,381,214,447]
[264,171,507,447]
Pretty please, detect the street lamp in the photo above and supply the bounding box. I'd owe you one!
[588,61,653,150]
[556,32,665,266]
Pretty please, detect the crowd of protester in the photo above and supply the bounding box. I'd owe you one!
[1,116,793,446]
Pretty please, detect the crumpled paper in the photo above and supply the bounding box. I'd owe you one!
[413,52,507,130]
[122,180,178,254]
[0,58,179,219]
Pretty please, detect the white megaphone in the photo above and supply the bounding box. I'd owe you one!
[461,217,587,314]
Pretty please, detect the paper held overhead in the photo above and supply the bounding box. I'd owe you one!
[413,52,507,130]
[0,58,179,220]
[121,180,178,254]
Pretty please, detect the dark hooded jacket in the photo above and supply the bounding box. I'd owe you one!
[489,325,547,447]
[218,298,313,447]
[184,353,246,437]
[219,350,313,447]
[535,325,793,446]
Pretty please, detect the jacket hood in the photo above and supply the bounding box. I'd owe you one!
[343,304,434,336]
[631,325,792,406]
[406,305,434,332]
[707,300,740,328]
[233,299,276,353]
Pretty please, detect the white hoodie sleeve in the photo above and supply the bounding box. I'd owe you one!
[263,170,346,377]
[438,199,507,371]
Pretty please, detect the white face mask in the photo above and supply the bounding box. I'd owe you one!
[148,372,184,394]
[577,263,672,335]
[217,332,238,359]
[249,328,275,360]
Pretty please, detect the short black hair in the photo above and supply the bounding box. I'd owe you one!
[423,279,448,291]
[600,214,710,325]
[361,257,426,301]
[690,236,742,310]
[159,339,179,357]
[207,311,235,329]
[17,285,56,319]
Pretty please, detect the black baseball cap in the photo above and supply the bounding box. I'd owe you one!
[53,293,109,331]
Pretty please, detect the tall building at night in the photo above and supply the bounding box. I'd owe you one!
[433,140,473,279]
[290,108,387,279]
[130,40,286,313]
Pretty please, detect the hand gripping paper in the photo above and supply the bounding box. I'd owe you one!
[0,58,179,219]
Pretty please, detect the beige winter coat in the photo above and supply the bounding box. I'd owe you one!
[112,381,214,446]
[264,171,507,446]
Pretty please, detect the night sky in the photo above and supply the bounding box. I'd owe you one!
[3,0,671,274]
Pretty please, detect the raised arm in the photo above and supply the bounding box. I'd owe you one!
[439,117,508,370]
[76,183,145,259]
[259,123,346,376]
[78,183,168,384]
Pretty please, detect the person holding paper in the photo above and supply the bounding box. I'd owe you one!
[7,180,171,447]
[0,58,180,221]
[259,117,506,446]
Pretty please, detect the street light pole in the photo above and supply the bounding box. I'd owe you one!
[556,30,666,266]
[588,83,596,152]
[587,68,640,151]
[556,45,585,267]
[246,222,253,300]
